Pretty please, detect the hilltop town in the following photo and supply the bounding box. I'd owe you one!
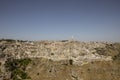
[0,39,120,80]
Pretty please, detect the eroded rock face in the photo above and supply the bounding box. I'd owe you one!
[0,39,120,80]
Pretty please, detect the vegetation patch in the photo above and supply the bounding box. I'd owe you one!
[113,53,120,60]
[5,58,31,80]
[69,59,73,65]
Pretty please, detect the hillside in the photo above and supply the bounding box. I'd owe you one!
[0,39,120,80]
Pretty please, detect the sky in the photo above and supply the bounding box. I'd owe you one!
[0,0,120,42]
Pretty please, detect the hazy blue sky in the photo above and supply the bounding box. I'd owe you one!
[0,0,120,41]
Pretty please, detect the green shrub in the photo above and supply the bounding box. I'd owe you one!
[51,53,54,55]
[69,59,73,65]
[5,58,31,80]
[113,53,120,60]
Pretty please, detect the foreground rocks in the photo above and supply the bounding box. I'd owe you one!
[0,39,120,80]
[27,57,120,80]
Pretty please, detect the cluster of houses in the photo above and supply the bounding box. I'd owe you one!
[0,39,112,64]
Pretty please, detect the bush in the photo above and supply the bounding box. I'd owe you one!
[69,59,73,65]
[5,58,31,80]
[51,53,54,55]
[113,53,120,60]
